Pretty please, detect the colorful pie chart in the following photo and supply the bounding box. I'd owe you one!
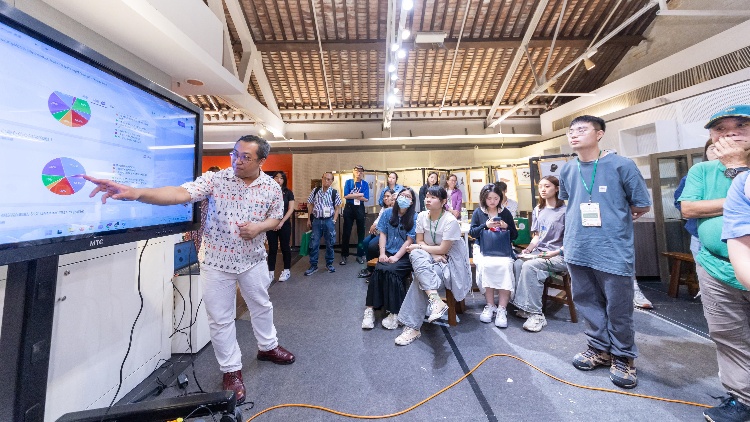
[48,91,91,127]
[42,157,87,196]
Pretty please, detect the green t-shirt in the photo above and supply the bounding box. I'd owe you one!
[678,160,741,289]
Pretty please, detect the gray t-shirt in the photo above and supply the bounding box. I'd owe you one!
[531,205,566,252]
[558,153,651,276]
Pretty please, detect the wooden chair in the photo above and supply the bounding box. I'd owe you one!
[369,257,464,326]
[542,272,578,323]
[661,252,699,298]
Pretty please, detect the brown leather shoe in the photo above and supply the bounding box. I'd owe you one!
[257,345,295,365]
[222,370,246,404]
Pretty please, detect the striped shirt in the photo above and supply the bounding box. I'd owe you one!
[307,187,342,218]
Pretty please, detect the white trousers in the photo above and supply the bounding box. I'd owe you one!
[201,262,278,373]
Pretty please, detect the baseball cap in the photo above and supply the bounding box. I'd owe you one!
[704,104,750,129]
[354,165,364,170]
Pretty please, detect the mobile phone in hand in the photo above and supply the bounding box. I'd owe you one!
[492,216,503,222]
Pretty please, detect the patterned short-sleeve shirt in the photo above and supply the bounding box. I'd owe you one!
[181,168,283,273]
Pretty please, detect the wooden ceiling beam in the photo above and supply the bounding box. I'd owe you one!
[251,35,644,52]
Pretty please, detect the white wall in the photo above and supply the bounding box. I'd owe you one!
[6,0,171,87]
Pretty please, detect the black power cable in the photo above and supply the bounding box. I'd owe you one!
[102,239,149,419]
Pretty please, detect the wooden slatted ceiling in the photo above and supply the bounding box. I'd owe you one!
[194,0,659,119]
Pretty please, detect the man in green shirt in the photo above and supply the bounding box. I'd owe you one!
[678,104,750,422]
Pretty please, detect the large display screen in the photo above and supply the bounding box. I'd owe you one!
[0,6,201,265]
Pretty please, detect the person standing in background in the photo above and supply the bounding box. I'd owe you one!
[341,165,370,265]
[419,171,440,211]
[495,181,518,218]
[267,171,295,283]
[445,174,463,220]
[305,172,342,276]
[378,171,403,207]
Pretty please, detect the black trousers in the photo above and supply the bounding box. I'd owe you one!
[266,220,292,270]
[342,203,366,257]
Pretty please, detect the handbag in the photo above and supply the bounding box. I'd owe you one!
[299,230,312,256]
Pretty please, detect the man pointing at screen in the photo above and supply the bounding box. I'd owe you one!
[84,135,294,404]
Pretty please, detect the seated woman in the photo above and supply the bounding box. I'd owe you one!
[362,188,417,330]
[358,188,395,279]
[395,186,472,345]
[511,176,566,332]
[470,183,518,328]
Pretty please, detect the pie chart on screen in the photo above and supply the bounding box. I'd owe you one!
[48,91,91,127]
[42,157,87,196]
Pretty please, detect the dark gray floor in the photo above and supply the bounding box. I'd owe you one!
[122,253,725,421]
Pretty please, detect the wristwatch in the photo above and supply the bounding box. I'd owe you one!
[724,167,750,179]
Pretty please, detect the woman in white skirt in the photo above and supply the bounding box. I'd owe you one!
[469,183,518,328]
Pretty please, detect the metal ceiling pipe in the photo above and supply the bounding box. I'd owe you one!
[484,0,551,128]
[487,0,660,128]
[550,0,623,106]
[438,0,472,113]
[310,0,334,115]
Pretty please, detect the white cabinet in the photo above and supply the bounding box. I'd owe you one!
[618,120,679,158]
[44,237,175,422]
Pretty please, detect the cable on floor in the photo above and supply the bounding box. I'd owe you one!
[243,353,712,421]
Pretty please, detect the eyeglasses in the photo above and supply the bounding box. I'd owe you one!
[229,150,259,162]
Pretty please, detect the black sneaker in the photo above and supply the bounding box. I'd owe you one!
[304,266,318,276]
[358,269,372,278]
[327,264,336,273]
[704,394,750,422]
[356,256,365,264]
[339,256,347,265]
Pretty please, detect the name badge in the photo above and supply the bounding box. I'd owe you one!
[599,186,607,193]
[323,206,332,218]
[354,199,361,205]
[580,202,602,227]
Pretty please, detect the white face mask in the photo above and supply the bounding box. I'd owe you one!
[396,196,412,209]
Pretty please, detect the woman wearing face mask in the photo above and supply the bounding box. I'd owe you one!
[511,176,566,332]
[362,188,418,330]
[419,171,440,211]
[358,188,395,279]
[445,174,463,220]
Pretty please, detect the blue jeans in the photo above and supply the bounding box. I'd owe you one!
[309,217,336,267]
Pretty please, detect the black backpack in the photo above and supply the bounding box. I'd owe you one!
[311,187,339,216]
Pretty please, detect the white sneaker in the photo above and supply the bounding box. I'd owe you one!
[633,287,653,309]
[395,327,421,346]
[522,313,547,332]
[515,309,531,319]
[495,307,508,328]
[479,305,497,323]
[268,271,274,281]
[278,269,291,282]
[427,297,449,322]
[362,308,375,330]
[382,313,399,330]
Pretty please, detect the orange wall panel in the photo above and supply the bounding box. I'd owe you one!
[201,154,294,190]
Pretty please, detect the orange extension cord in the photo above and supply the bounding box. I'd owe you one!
[244,353,711,421]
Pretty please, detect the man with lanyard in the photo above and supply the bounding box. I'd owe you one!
[83,135,295,404]
[305,171,342,275]
[558,115,651,389]
[341,165,370,265]
[679,105,750,421]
